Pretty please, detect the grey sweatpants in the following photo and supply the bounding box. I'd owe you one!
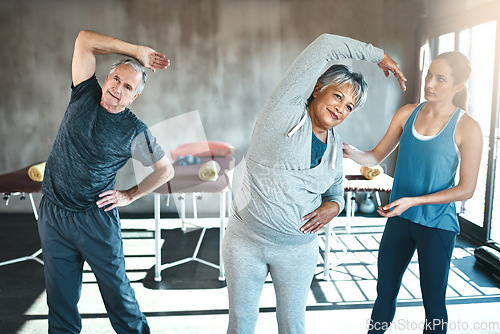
[222,225,318,334]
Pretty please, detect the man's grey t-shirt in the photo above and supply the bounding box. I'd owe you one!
[42,75,165,211]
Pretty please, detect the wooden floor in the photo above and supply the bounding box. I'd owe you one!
[1,213,500,334]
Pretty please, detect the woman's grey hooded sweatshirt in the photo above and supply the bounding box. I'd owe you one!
[229,34,384,245]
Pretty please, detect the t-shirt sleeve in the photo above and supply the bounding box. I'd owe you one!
[130,129,166,167]
[70,74,101,103]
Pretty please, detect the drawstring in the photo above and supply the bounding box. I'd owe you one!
[287,107,337,170]
[287,109,308,138]
[331,128,336,170]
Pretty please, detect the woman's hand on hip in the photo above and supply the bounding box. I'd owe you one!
[300,201,340,234]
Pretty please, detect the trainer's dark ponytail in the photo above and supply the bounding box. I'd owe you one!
[435,52,471,111]
[452,87,468,111]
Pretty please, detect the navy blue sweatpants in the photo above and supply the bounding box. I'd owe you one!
[368,216,456,334]
[37,196,149,334]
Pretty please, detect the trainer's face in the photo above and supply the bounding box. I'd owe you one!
[424,59,463,103]
[101,64,142,114]
[309,83,356,132]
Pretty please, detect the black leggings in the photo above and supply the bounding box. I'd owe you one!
[368,216,456,334]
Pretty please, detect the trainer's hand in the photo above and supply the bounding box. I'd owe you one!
[378,53,407,91]
[300,202,339,234]
[136,46,170,72]
[377,197,416,217]
[97,189,133,211]
[342,141,355,159]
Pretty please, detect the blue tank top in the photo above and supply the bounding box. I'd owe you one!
[390,102,461,233]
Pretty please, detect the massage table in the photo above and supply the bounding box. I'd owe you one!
[153,155,234,282]
[152,152,392,282]
[0,163,44,267]
[343,173,393,222]
[322,166,393,280]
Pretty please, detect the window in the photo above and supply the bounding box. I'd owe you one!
[425,20,498,243]
[457,21,496,229]
[438,32,455,54]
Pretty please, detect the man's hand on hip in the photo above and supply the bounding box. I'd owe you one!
[97,189,133,211]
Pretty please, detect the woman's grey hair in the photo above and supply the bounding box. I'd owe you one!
[308,64,368,110]
[108,58,148,95]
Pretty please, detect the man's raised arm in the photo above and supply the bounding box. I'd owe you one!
[71,30,170,87]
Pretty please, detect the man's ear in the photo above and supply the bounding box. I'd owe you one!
[312,82,323,98]
[129,93,140,105]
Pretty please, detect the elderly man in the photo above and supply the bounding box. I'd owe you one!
[38,30,173,333]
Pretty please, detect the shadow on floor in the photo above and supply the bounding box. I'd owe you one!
[0,214,45,334]
[142,228,227,290]
[2,213,500,334]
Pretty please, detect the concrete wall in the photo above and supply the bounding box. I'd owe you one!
[0,0,425,214]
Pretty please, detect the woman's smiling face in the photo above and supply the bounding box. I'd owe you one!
[309,83,357,132]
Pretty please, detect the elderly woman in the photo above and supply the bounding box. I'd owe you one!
[222,34,406,334]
